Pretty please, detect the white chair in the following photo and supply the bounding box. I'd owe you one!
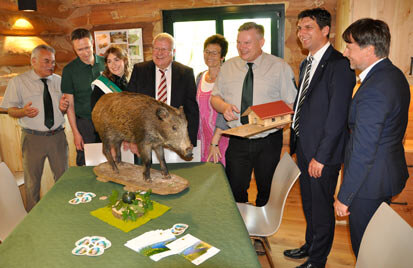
[237,153,301,267]
[84,143,134,166]
[0,162,27,242]
[356,202,413,268]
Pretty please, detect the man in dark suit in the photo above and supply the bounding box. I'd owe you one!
[335,18,410,258]
[127,33,199,146]
[284,8,355,268]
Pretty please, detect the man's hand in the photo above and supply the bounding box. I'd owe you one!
[73,132,84,151]
[23,102,39,118]
[223,104,240,121]
[334,199,350,217]
[308,158,324,178]
[59,95,69,113]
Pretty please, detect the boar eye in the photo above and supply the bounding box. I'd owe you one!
[172,125,177,131]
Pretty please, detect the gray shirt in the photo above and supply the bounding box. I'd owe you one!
[0,70,65,131]
[212,52,297,138]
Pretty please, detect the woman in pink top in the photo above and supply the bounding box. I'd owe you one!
[196,34,229,165]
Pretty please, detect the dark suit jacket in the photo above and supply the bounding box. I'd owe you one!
[338,58,410,206]
[290,45,355,165]
[127,60,199,146]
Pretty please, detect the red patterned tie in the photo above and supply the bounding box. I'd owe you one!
[157,69,167,103]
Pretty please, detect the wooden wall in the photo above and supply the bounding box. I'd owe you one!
[0,0,340,97]
[335,0,413,85]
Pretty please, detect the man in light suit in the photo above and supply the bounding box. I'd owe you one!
[284,8,355,268]
[335,18,410,258]
[127,33,199,146]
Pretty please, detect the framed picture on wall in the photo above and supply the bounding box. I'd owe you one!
[94,28,144,65]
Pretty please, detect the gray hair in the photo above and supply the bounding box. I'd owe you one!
[31,44,55,61]
[152,32,175,48]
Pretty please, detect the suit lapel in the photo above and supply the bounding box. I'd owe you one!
[148,61,156,98]
[170,62,178,107]
[306,45,332,95]
[352,58,390,99]
[298,59,307,89]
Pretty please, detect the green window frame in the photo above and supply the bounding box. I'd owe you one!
[163,4,285,57]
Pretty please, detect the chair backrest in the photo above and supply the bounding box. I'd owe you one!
[356,202,413,268]
[84,143,134,166]
[0,162,27,241]
[264,153,301,236]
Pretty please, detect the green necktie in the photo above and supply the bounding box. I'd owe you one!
[41,78,54,129]
[241,62,254,124]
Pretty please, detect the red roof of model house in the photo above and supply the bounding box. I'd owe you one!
[242,100,294,119]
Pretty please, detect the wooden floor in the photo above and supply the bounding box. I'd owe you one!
[247,167,413,268]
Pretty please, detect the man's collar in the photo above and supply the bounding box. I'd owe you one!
[359,58,385,82]
[155,62,172,72]
[76,54,97,67]
[30,69,53,80]
[309,42,330,62]
[243,52,264,67]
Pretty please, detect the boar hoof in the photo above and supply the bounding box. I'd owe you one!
[162,174,172,180]
[143,176,152,183]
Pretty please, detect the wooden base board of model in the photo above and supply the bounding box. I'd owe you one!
[222,118,291,138]
[93,162,189,195]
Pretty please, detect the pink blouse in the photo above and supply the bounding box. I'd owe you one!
[196,71,229,166]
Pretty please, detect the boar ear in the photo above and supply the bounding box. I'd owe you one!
[178,106,184,114]
[156,107,169,121]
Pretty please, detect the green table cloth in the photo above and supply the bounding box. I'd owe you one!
[0,162,260,267]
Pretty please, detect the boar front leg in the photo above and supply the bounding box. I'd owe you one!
[139,144,153,182]
[153,146,171,180]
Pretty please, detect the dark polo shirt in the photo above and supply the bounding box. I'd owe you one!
[61,55,105,119]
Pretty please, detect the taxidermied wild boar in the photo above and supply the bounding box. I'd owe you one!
[92,92,193,181]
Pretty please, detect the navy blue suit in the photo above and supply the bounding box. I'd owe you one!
[127,60,199,146]
[290,45,355,267]
[338,58,410,256]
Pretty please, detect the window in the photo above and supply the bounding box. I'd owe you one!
[163,5,285,76]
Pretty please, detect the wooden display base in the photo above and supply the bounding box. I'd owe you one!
[222,119,291,138]
[93,162,189,195]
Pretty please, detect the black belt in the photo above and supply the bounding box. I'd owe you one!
[22,126,64,136]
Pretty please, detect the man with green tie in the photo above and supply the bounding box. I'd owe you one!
[0,45,68,212]
[211,22,297,207]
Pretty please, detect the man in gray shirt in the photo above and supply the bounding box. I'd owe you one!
[211,22,297,207]
[0,45,68,212]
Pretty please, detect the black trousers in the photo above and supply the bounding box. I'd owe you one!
[225,130,283,207]
[296,140,340,267]
[349,196,391,258]
[76,116,99,166]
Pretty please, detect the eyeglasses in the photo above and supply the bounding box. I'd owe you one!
[153,47,171,53]
[204,50,221,57]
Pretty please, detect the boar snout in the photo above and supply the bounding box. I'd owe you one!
[183,146,193,160]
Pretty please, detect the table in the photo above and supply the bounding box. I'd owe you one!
[0,162,260,267]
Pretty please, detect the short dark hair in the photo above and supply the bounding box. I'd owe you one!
[71,28,92,41]
[103,45,130,81]
[342,18,390,58]
[204,34,229,58]
[298,8,331,38]
[238,22,264,38]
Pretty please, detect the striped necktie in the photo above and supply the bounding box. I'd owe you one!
[157,69,167,103]
[293,56,313,136]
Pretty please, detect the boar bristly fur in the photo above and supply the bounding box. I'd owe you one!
[92,92,193,181]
